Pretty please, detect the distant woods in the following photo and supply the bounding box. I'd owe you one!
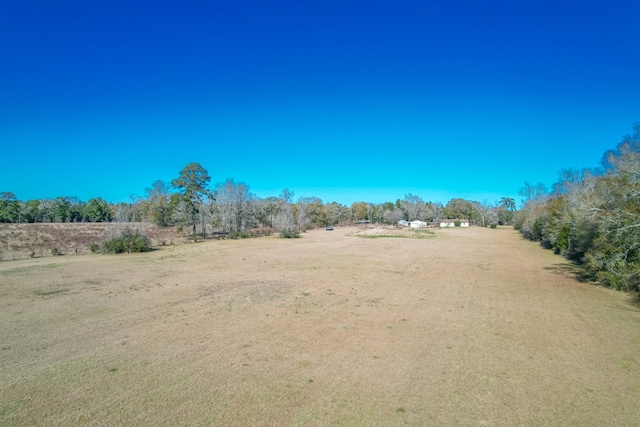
[515,123,640,292]
[1,170,516,236]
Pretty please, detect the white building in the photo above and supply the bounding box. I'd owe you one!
[397,220,409,226]
[439,219,470,228]
[409,220,427,228]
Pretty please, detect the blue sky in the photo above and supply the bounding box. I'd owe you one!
[1,0,639,207]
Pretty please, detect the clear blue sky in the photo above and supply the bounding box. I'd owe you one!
[1,0,639,206]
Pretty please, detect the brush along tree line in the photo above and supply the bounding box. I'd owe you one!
[515,123,640,292]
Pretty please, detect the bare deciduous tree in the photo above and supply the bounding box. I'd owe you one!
[214,178,253,235]
[145,180,173,227]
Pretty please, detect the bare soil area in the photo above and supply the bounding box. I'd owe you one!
[1,226,639,426]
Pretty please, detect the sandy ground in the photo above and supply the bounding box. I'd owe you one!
[1,226,639,426]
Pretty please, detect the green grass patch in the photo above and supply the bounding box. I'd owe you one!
[354,230,435,239]
[0,263,63,276]
[33,287,69,297]
[356,234,411,239]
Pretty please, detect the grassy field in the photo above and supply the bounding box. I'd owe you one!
[1,226,639,426]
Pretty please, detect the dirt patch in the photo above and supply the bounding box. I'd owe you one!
[1,226,640,426]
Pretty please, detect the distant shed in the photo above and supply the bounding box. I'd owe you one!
[439,219,470,228]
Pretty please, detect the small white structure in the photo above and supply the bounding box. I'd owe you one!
[409,220,427,228]
[397,220,409,227]
[439,219,470,228]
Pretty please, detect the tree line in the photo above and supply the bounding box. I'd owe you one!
[1,164,516,234]
[515,123,640,292]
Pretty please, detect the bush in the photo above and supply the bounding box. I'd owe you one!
[225,228,275,239]
[51,247,60,256]
[101,230,150,254]
[454,220,461,227]
[554,224,571,254]
[490,224,497,229]
[90,243,100,253]
[279,229,300,238]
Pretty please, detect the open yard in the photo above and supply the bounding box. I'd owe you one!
[1,226,639,426]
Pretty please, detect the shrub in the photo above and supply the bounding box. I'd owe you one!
[90,243,100,253]
[101,230,150,254]
[279,229,300,238]
[554,224,571,254]
[228,228,275,239]
[454,220,461,227]
[51,247,60,256]
[490,224,497,229]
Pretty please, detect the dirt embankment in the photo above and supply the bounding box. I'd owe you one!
[0,222,189,260]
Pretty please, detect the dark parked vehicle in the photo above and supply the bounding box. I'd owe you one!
[325,226,334,231]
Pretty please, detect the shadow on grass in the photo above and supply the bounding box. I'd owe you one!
[545,263,640,310]
[629,293,640,309]
[543,262,592,283]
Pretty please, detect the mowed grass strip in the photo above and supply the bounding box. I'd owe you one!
[1,226,640,426]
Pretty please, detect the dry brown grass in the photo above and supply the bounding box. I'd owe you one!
[1,226,640,426]
[0,223,189,260]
